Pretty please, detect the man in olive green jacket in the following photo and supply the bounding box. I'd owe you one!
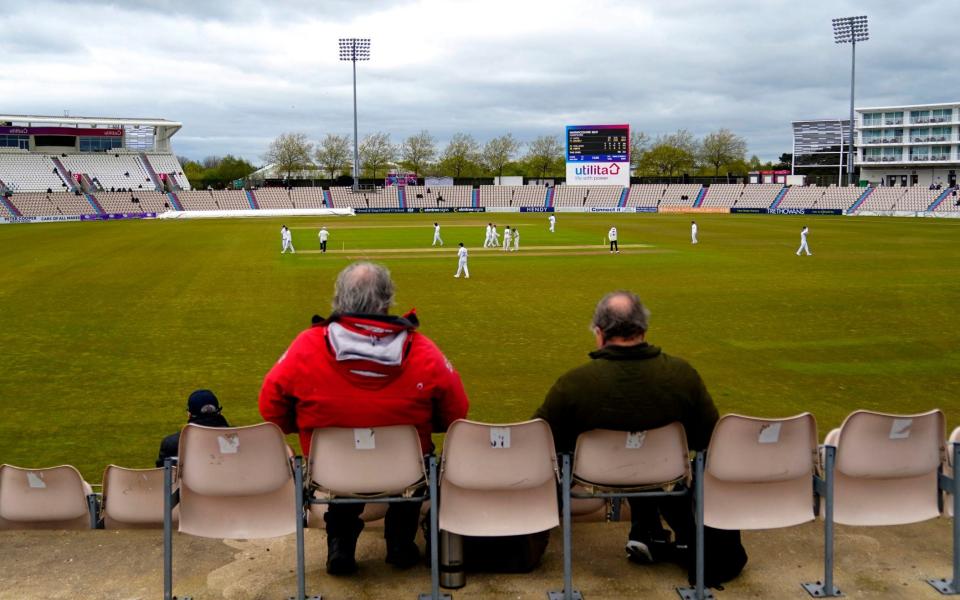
[534,290,719,564]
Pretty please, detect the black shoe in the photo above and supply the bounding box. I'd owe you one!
[626,532,675,564]
[326,536,359,576]
[386,541,421,569]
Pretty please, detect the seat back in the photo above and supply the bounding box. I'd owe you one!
[439,419,559,536]
[102,465,173,529]
[177,422,297,538]
[307,425,426,528]
[0,464,93,530]
[309,425,425,496]
[704,413,818,530]
[831,409,944,526]
[572,423,690,489]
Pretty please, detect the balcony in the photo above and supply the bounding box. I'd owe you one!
[884,119,904,125]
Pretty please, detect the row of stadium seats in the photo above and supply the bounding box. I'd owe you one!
[2,409,959,599]
[4,186,957,217]
[0,151,188,192]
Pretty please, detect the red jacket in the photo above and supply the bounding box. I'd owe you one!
[258,311,469,456]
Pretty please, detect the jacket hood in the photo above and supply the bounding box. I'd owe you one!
[324,310,420,369]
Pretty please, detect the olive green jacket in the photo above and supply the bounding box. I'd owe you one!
[533,342,719,453]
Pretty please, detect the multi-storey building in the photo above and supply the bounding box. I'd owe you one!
[855,102,958,188]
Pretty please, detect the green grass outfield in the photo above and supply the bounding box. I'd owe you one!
[1,212,958,482]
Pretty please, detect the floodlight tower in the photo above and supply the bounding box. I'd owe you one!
[338,38,371,191]
[833,15,868,186]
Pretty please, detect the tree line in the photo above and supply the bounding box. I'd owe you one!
[261,128,789,183]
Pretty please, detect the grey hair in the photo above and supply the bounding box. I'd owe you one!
[332,262,395,315]
[591,290,650,340]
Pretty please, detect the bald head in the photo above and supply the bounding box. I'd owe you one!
[591,291,650,343]
[332,261,395,315]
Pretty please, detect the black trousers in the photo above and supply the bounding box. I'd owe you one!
[320,240,327,253]
[610,240,619,252]
[324,500,423,545]
[627,493,693,544]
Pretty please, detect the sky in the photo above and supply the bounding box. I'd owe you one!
[1,0,953,165]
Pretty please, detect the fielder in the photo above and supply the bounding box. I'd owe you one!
[691,220,698,244]
[454,243,470,278]
[549,214,556,232]
[491,224,500,247]
[512,227,520,251]
[502,226,512,251]
[432,222,444,247]
[318,226,329,253]
[484,223,493,247]
[796,225,812,256]
[608,226,619,254]
[281,225,295,254]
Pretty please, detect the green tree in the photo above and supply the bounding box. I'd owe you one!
[700,129,748,176]
[359,132,397,179]
[638,130,698,177]
[524,135,564,180]
[315,134,352,180]
[482,134,521,181]
[438,133,481,178]
[399,130,437,177]
[263,132,313,180]
[629,130,651,173]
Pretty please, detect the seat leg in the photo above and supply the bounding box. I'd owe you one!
[677,452,714,600]
[802,446,842,597]
[547,453,583,600]
[928,443,960,595]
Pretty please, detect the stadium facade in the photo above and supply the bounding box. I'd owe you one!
[791,119,852,186]
[854,102,959,188]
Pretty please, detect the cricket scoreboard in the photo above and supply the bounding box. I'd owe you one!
[565,124,630,186]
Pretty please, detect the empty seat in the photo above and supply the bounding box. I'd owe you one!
[164,422,301,599]
[439,419,559,537]
[0,464,95,530]
[101,465,173,529]
[704,413,817,530]
[827,409,944,526]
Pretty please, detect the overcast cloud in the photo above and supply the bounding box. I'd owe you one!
[0,0,951,164]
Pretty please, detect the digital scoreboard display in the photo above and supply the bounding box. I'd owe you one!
[566,124,630,162]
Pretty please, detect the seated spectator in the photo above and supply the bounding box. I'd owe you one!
[259,261,469,575]
[533,291,739,578]
[156,389,230,467]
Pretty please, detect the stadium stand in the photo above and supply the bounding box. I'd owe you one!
[856,187,906,212]
[404,185,472,208]
[8,192,96,217]
[59,153,156,193]
[177,190,250,211]
[818,185,864,210]
[480,185,546,207]
[329,186,398,209]
[553,185,623,207]
[935,190,960,212]
[253,188,296,209]
[660,184,702,207]
[626,184,666,208]
[95,191,170,213]
[290,187,332,208]
[895,187,942,211]
[699,184,743,208]
[737,183,783,208]
[776,186,825,209]
[142,154,190,190]
[0,152,70,192]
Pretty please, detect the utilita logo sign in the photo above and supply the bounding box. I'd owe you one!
[574,163,621,176]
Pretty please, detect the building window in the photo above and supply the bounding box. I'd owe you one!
[932,108,952,123]
[882,148,901,162]
[931,146,951,161]
[863,112,883,126]
[883,112,903,125]
[910,146,930,161]
[79,136,122,152]
[911,110,931,124]
[911,128,930,142]
[0,134,29,149]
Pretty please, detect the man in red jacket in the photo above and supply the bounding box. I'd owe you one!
[259,261,469,576]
